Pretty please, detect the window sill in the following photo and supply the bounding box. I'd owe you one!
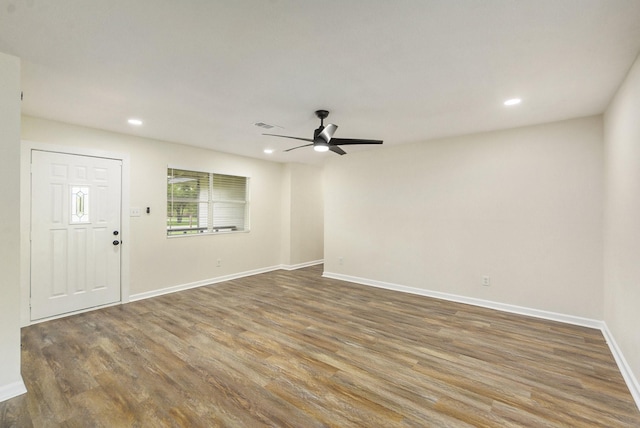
[167,229,250,238]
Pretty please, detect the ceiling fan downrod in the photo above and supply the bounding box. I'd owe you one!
[315,109,329,129]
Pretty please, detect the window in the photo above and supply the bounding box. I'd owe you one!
[167,168,250,236]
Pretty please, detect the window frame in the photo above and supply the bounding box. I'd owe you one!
[167,167,250,237]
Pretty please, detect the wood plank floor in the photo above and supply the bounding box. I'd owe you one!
[1,265,639,427]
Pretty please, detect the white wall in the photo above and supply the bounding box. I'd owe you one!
[0,52,26,401]
[324,116,604,319]
[604,54,640,396]
[21,116,290,300]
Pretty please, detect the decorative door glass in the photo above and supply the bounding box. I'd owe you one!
[70,186,90,223]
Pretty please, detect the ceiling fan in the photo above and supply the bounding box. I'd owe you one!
[263,110,383,155]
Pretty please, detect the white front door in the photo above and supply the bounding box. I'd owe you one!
[30,150,122,321]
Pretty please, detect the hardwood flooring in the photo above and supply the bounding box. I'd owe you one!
[1,265,639,427]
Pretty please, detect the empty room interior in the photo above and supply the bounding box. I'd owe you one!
[1,1,640,426]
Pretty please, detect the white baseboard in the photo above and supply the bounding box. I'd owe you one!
[281,259,324,271]
[129,261,323,302]
[323,271,640,411]
[0,379,27,403]
[601,324,640,410]
[130,265,282,301]
[323,272,602,328]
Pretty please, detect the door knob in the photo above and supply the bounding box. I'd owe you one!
[113,240,120,246]
[113,231,119,236]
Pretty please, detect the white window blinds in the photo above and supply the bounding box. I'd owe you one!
[167,168,249,236]
[212,173,247,231]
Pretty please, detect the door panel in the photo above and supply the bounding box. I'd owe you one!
[31,150,122,321]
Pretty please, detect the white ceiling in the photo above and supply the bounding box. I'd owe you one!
[1,0,639,165]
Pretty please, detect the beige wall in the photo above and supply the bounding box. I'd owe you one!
[284,163,324,266]
[604,54,640,393]
[0,52,25,399]
[324,116,604,319]
[280,165,293,265]
[21,117,321,303]
[280,162,324,267]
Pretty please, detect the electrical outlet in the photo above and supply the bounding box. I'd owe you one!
[130,207,141,217]
[482,276,491,286]
[216,259,221,267]
[338,257,344,265]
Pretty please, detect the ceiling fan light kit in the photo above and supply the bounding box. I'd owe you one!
[263,110,383,155]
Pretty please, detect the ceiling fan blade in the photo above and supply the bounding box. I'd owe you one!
[329,145,347,155]
[263,133,314,143]
[318,124,338,142]
[329,138,383,146]
[284,143,314,152]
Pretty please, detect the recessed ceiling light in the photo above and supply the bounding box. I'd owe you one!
[128,118,143,126]
[503,98,522,106]
[263,149,274,154]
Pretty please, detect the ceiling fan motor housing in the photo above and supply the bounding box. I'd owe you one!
[313,128,327,147]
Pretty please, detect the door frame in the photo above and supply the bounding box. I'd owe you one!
[20,140,131,326]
